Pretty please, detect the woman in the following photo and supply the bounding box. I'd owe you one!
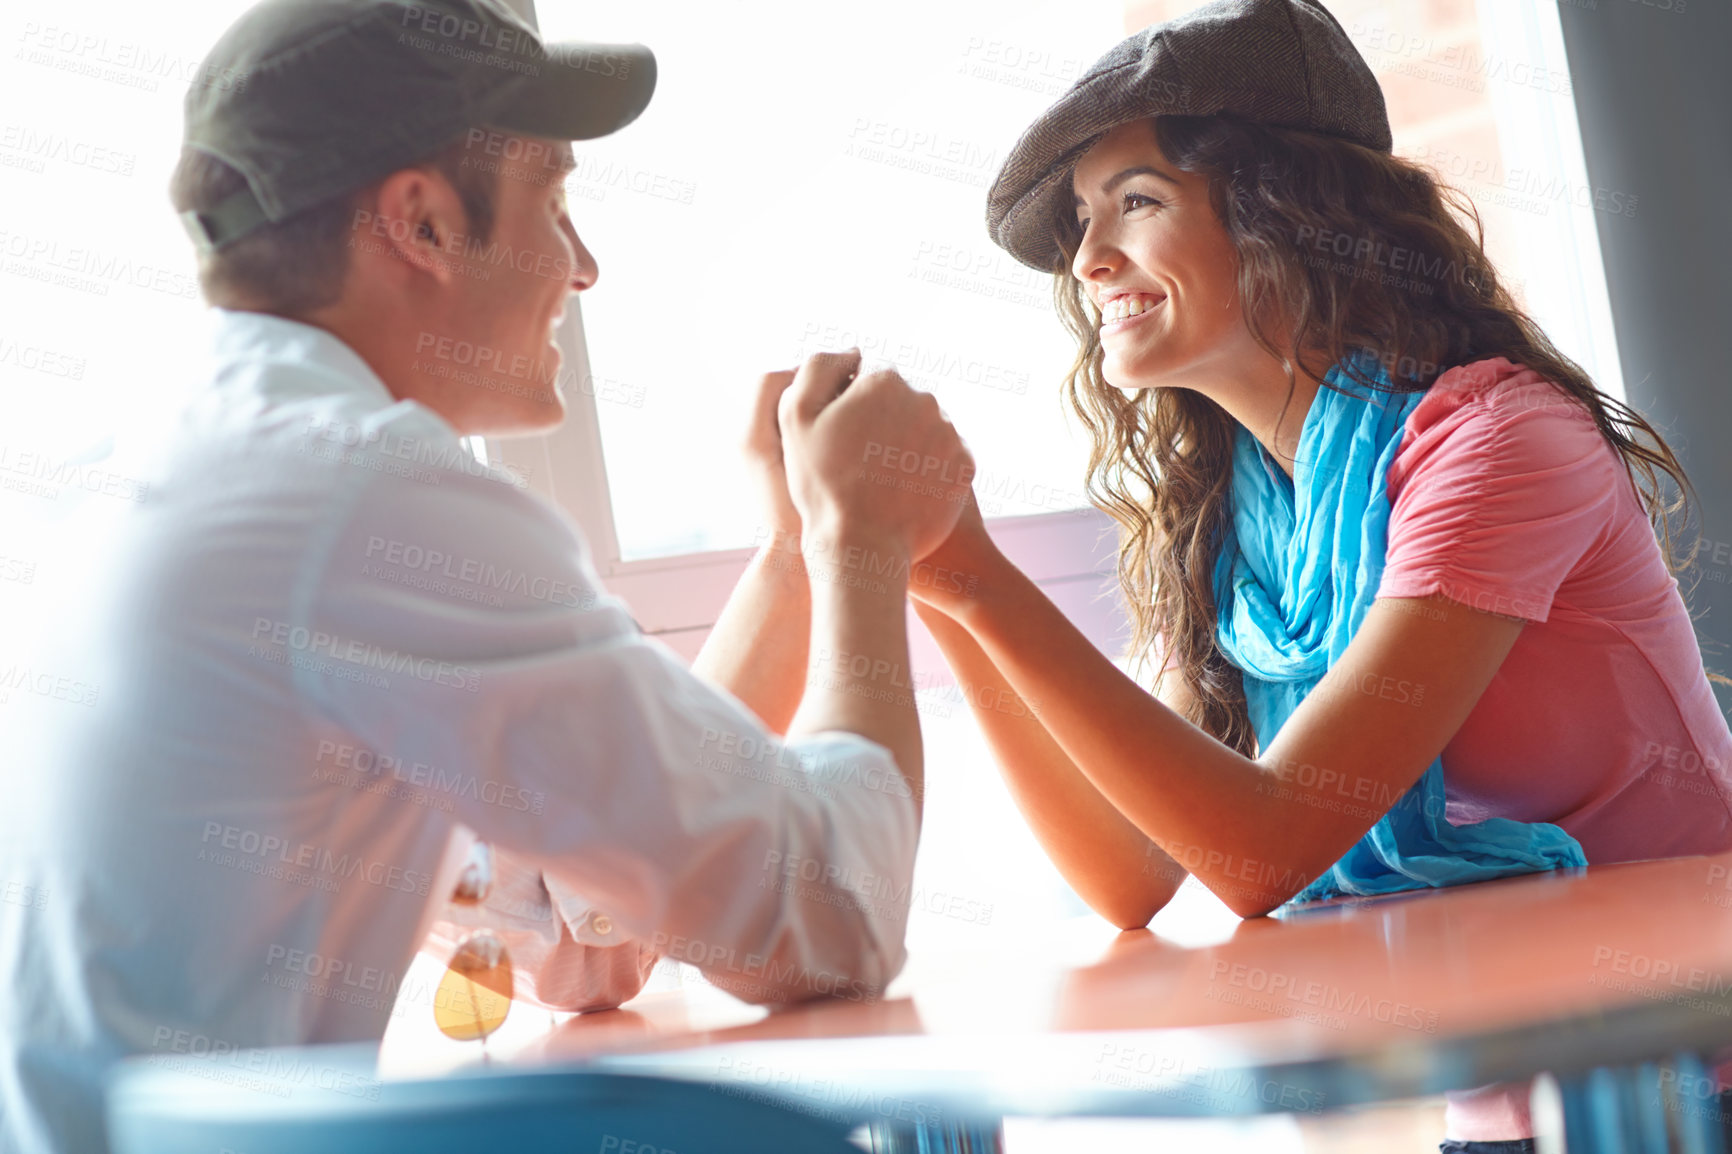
[898,5,1732,1147]
[910,0,1731,924]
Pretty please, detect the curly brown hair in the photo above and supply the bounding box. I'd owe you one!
[1046,113,1703,756]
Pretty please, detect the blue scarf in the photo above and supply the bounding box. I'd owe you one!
[1210,350,1586,906]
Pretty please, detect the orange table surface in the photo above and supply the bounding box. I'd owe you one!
[505,853,1732,1096]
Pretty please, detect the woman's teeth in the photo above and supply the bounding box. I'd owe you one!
[1101,294,1162,323]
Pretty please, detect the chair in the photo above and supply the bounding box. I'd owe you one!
[107,1041,864,1154]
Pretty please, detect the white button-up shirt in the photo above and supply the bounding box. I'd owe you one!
[0,310,918,1154]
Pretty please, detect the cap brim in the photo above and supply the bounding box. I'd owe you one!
[487,41,656,142]
[990,139,1102,274]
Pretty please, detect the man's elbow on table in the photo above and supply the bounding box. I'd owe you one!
[526,938,661,1014]
[707,941,906,1008]
[691,901,910,1008]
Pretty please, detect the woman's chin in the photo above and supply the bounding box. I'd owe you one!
[1103,362,1158,395]
[1104,349,1194,396]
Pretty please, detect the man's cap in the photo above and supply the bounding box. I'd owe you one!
[179,0,656,251]
[986,0,1390,273]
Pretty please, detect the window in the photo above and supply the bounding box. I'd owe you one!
[489,0,1626,958]
[495,0,1621,664]
[528,0,1126,563]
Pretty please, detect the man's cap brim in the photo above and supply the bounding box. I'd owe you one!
[485,41,656,142]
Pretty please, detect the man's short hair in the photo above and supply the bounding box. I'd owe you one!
[169,136,498,315]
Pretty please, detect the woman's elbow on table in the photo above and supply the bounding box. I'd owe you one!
[1089,874,1184,931]
[1216,878,1311,920]
[1100,897,1167,932]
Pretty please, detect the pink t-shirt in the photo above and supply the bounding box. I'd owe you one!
[1375,356,1732,1142]
[1377,356,1732,862]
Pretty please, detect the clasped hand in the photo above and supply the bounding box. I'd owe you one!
[743,349,991,608]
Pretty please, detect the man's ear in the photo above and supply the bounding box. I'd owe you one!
[369,167,463,286]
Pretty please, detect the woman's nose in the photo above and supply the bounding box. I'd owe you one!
[1071,223,1119,285]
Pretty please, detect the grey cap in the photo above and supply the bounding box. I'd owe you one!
[986,0,1389,272]
[179,0,656,251]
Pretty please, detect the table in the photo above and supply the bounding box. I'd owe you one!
[491,852,1732,1152]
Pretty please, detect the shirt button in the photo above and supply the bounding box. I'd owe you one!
[591,914,612,936]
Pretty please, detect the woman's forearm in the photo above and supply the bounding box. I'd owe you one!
[690,534,810,735]
[943,546,1342,916]
[915,601,1183,928]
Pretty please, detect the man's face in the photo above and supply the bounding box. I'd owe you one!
[444,132,593,435]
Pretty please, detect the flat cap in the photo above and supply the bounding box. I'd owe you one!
[986,0,1390,272]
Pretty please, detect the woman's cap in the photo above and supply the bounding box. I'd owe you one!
[178,0,656,252]
[986,0,1390,273]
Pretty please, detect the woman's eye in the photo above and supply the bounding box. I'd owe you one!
[1122,191,1160,212]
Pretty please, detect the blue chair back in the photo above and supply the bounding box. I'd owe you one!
[107,1042,861,1154]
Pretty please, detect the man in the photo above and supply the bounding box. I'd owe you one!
[0,0,972,1150]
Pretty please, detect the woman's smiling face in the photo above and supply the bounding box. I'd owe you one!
[1070,118,1256,394]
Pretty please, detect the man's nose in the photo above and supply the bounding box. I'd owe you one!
[562,217,597,292]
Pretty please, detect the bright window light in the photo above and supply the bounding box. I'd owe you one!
[535,0,1122,560]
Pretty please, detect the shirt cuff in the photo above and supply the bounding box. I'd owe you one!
[543,871,628,947]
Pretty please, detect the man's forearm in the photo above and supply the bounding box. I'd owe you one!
[788,534,923,809]
[690,532,811,734]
